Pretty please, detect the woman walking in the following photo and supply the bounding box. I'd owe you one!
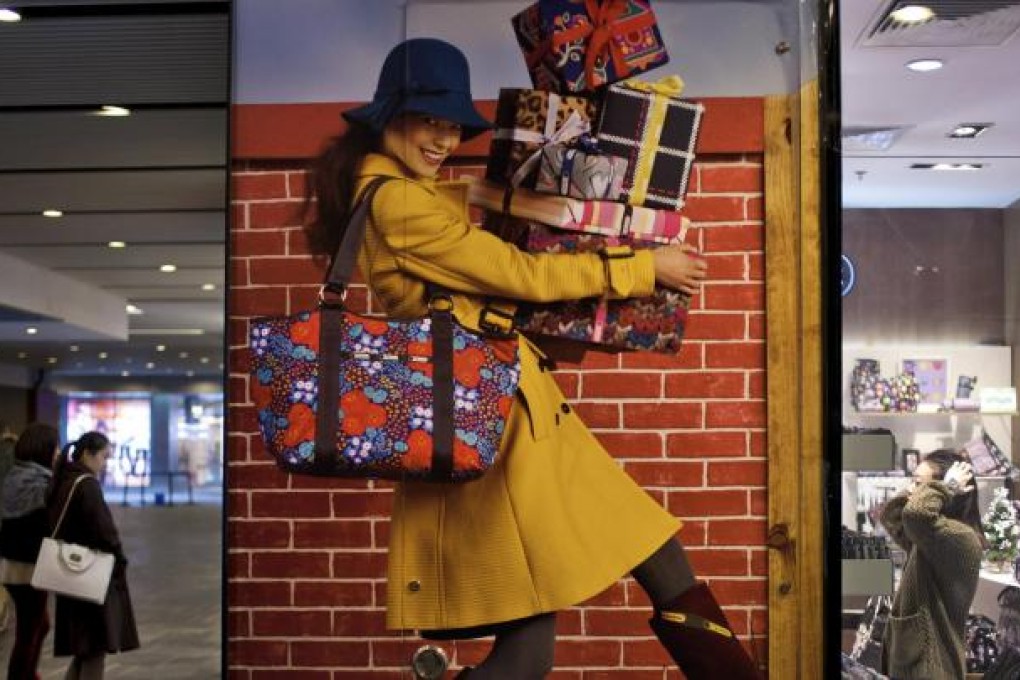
[302,37,762,679]
[49,431,139,679]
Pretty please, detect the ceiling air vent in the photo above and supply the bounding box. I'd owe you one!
[860,1,1020,47]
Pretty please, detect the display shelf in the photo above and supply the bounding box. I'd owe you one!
[851,411,1018,417]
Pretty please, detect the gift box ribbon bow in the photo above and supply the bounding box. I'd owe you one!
[493,103,591,187]
[542,0,659,89]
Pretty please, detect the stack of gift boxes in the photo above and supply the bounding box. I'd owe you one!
[468,0,705,354]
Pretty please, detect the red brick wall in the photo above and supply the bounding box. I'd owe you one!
[228,101,767,678]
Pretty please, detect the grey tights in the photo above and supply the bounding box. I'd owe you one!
[469,538,695,678]
[64,654,105,680]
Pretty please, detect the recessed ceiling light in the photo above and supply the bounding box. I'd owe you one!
[906,58,943,72]
[26,327,38,335]
[201,283,216,291]
[145,362,155,369]
[186,370,195,377]
[200,357,210,364]
[98,352,108,359]
[948,123,992,139]
[179,351,189,358]
[42,209,63,218]
[108,241,126,249]
[17,352,27,359]
[47,357,57,364]
[911,162,984,171]
[160,264,177,273]
[126,304,143,315]
[0,8,22,22]
[121,370,131,377]
[156,344,166,352]
[95,105,131,117]
[890,5,935,23]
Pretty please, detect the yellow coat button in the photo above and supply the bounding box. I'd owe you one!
[408,580,421,593]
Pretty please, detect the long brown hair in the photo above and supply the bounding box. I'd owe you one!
[303,120,381,258]
[923,448,989,548]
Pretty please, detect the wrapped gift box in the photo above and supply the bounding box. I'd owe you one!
[483,214,693,354]
[535,144,629,200]
[469,178,683,243]
[485,88,596,189]
[512,0,669,93]
[596,78,704,210]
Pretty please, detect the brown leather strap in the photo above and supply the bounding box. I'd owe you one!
[429,295,455,481]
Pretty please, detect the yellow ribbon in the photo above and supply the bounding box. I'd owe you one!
[617,75,685,208]
[619,74,685,97]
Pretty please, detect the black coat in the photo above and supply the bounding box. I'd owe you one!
[48,463,139,656]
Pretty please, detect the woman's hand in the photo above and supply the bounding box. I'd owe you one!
[653,244,708,295]
[943,461,975,494]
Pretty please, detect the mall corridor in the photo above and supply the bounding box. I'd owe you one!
[37,491,222,679]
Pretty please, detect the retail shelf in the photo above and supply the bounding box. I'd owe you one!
[850,411,1018,417]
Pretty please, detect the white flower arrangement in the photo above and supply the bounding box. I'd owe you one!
[983,486,1020,565]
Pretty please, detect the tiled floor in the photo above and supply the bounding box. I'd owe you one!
[37,486,222,679]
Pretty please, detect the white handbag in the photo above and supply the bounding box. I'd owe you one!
[31,474,115,605]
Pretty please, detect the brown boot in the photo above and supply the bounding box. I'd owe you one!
[648,583,764,679]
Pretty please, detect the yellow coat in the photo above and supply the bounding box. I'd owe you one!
[356,154,681,632]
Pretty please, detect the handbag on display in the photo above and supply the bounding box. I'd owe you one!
[31,474,115,605]
[249,178,522,482]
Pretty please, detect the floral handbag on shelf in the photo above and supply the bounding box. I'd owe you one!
[249,178,521,482]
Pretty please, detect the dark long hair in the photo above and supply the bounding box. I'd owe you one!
[13,422,60,468]
[303,120,381,258]
[922,448,988,548]
[55,431,110,483]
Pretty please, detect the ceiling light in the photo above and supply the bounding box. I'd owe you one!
[906,59,943,72]
[890,5,935,23]
[69,345,78,352]
[108,241,126,249]
[26,327,38,335]
[17,352,27,359]
[121,370,130,377]
[160,264,177,273]
[0,8,22,22]
[200,357,210,364]
[95,105,131,117]
[98,352,108,359]
[911,162,984,171]
[47,357,57,364]
[186,370,195,377]
[201,283,216,291]
[145,362,155,369]
[156,344,166,352]
[42,209,63,218]
[179,351,189,358]
[126,304,143,315]
[948,123,992,139]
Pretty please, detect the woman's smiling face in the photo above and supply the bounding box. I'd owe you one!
[382,113,463,179]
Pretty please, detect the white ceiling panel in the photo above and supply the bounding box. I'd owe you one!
[55,266,223,287]
[0,212,224,245]
[3,243,226,268]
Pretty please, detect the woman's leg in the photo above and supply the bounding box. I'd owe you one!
[78,653,105,680]
[7,585,49,680]
[465,612,557,679]
[632,538,764,680]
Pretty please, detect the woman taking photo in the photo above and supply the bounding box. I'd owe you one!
[0,422,59,679]
[303,37,761,679]
[879,449,985,680]
[49,431,139,679]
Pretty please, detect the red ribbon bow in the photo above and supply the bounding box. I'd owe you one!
[541,0,656,90]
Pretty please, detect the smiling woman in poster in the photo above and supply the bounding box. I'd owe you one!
[302,37,762,679]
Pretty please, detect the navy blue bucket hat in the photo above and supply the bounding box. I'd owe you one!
[343,38,492,140]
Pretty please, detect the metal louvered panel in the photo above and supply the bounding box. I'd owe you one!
[0,14,229,107]
[862,0,1020,46]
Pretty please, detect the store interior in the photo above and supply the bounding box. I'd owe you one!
[839,1,1020,676]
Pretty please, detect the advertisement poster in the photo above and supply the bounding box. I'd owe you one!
[65,396,152,487]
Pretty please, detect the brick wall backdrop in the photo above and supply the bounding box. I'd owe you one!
[227,101,767,678]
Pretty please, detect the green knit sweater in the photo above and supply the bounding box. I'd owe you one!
[879,482,983,680]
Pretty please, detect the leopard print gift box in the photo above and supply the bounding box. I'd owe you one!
[485,88,597,190]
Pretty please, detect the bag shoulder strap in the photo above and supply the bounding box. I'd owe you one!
[323,176,392,294]
[51,473,95,539]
